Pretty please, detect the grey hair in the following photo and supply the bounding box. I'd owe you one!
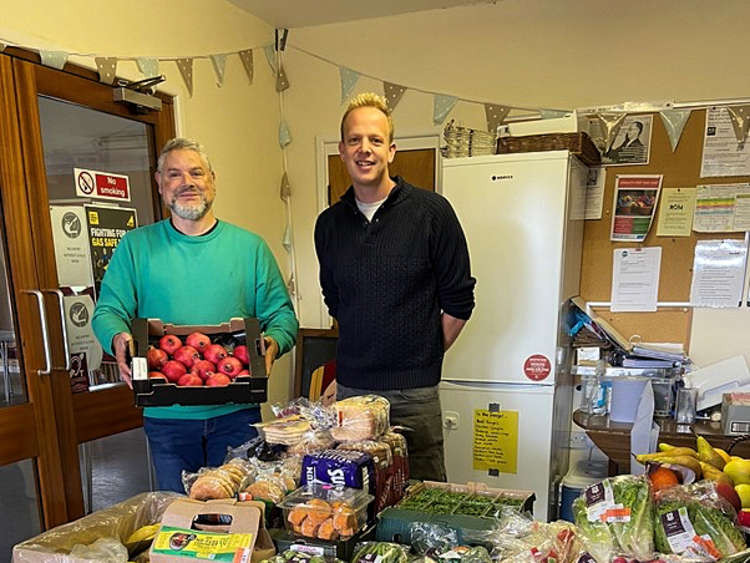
[156,137,213,173]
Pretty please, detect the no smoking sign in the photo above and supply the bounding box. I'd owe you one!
[74,167,131,202]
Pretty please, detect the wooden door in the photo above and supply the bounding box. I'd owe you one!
[328,148,436,204]
[0,50,174,532]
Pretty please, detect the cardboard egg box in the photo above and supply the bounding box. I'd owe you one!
[130,317,267,407]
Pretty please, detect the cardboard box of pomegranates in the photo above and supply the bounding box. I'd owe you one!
[130,317,267,407]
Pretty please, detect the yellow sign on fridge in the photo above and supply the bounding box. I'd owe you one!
[472,409,518,474]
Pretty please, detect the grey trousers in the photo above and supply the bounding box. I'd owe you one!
[336,382,447,482]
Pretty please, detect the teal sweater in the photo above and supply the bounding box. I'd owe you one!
[92,219,298,419]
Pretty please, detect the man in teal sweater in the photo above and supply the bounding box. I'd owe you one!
[92,137,298,492]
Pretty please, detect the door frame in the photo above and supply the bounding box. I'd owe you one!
[314,133,442,329]
[3,50,176,525]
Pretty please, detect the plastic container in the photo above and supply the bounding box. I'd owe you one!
[279,483,373,540]
[559,460,608,522]
[609,376,649,423]
[651,377,674,417]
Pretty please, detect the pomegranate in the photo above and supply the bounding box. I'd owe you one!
[217,356,243,378]
[173,345,200,370]
[204,344,228,364]
[162,360,187,383]
[186,332,211,352]
[159,334,182,355]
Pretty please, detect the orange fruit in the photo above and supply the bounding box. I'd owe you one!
[649,466,679,492]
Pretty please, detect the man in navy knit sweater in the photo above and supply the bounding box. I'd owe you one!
[314,93,476,481]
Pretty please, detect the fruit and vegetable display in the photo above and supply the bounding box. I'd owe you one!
[397,486,526,517]
[147,331,252,387]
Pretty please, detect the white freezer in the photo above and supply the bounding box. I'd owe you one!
[441,151,586,386]
[440,380,566,521]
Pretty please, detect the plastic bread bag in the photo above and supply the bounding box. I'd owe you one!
[330,395,390,442]
[254,415,313,446]
[224,435,286,463]
[287,429,336,456]
[241,471,289,504]
[183,458,255,499]
[351,542,409,563]
[13,492,180,562]
[653,481,746,559]
[572,474,653,561]
[272,397,337,430]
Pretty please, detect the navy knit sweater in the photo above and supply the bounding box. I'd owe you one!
[314,177,476,390]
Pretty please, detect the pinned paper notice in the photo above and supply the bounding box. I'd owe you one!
[611,247,662,312]
[472,409,518,474]
[656,188,696,237]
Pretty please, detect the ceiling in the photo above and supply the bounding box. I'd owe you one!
[228,0,491,28]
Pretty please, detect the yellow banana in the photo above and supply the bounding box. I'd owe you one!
[125,523,161,546]
[699,461,733,486]
[714,448,731,464]
[637,455,702,477]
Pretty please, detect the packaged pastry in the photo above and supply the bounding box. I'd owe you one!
[330,395,390,442]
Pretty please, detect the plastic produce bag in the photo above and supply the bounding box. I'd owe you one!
[68,537,128,562]
[572,474,654,561]
[653,481,746,560]
[409,522,461,557]
[13,492,180,562]
[260,547,344,563]
[351,542,409,563]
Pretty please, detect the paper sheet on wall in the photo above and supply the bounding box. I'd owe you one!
[611,247,662,312]
[693,183,750,232]
[472,409,518,474]
[585,167,606,220]
[49,206,93,287]
[656,187,696,237]
[701,107,750,177]
[611,175,662,242]
[689,239,748,308]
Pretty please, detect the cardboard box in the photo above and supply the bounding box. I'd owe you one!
[150,498,275,563]
[131,317,268,406]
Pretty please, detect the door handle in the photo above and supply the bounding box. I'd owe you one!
[44,289,71,371]
[22,290,52,376]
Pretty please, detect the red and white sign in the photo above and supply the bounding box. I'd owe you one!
[74,168,131,201]
[523,354,551,381]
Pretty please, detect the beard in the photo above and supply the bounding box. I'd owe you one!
[168,188,214,221]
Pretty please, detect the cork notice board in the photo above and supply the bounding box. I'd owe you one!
[579,109,747,351]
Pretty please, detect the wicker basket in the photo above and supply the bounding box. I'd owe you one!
[497,132,601,166]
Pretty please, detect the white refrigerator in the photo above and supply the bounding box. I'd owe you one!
[440,151,588,522]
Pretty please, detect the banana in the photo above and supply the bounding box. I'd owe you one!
[125,523,160,546]
[699,461,733,486]
[636,454,702,477]
[655,446,697,457]
[714,448,732,464]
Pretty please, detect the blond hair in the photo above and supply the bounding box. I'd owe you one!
[340,92,394,143]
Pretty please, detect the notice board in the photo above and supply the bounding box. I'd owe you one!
[580,109,747,351]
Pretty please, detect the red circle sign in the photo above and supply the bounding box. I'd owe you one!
[523,354,551,381]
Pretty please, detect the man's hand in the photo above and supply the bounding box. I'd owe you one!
[263,336,279,377]
[442,313,467,352]
[112,332,134,389]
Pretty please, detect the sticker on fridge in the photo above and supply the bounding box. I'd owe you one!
[610,174,662,242]
[472,409,518,474]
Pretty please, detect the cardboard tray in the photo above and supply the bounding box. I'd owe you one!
[131,317,268,407]
[375,481,535,545]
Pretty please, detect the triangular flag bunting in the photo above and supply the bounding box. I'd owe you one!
[175,58,194,97]
[595,112,626,154]
[727,106,750,148]
[339,67,359,103]
[136,57,159,77]
[0,43,6,53]
[286,273,296,298]
[282,223,292,253]
[95,57,118,85]
[238,49,254,84]
[276,64,290,92]
[279,120,292,148]
[263,45,277,73]
[433,95,458,125]
[659,109,692,152]
[280,172,292,200]
[540,109,570,119]
[209,54,227,87]
[39,50,68,70]
[383,82,407,110]
[485,103,510,134]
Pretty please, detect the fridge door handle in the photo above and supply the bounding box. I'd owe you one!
[44,289,71,371]
[22,290,52,376]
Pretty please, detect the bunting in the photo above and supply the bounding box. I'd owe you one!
[383,82,407,111]
[595,113,626,154]
[209,54,227,86]
[658,109,692,152]
[95,57,118,85]
[339,67,359,103]
[238,49,254,84]
[0,43,6,53]
[276,64,290,92]
[484,103,510,134]
[279,172,292,200]
[136,57,159,77]
[433,94,458,125]
[39,50,68,70]
[727,106,750,147]
[540,109,570,119]
[279,120,292,147]
[263,45,277,73]
[175,58,194,97]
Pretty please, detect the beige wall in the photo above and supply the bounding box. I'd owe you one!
[0,0,295,410]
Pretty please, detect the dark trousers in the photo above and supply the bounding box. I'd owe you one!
[336,382,446,482]
[143,406,260,493]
